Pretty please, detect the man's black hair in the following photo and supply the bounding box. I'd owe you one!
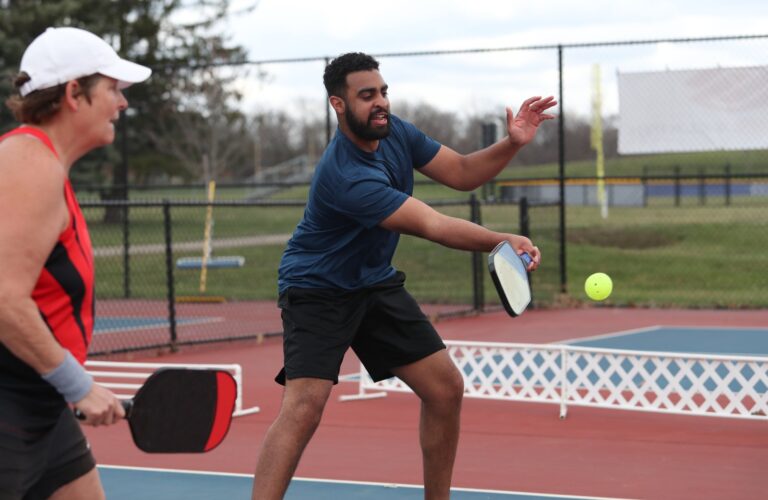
[323,52,380,98]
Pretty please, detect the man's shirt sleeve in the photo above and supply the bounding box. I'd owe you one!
[401,119,441,168]
[328,171,408,229]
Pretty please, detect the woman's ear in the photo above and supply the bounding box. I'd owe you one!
[62,80,82,111]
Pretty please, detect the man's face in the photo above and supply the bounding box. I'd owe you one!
[342,70,390,141]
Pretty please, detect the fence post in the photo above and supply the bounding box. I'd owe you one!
[162,200,178,351]
[470,194,484,312]
[519,196,530,237]
[725,163,732,206]
[557,44,567,294]
[642,166,648,207]
[674,165,681,207]
[324,57,332,145]
[519,197,534,308]
[698,167,706,205]
[122,204,131,298]
[481,122,497,201]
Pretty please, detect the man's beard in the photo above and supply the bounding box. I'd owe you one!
[345,106,390,141]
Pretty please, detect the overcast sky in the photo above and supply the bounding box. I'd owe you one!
[226,0,768,119]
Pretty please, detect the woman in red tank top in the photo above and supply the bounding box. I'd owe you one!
[0,27,150,500]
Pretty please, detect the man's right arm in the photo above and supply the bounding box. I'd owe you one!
[379,196,540,269]
[416,96,556,191]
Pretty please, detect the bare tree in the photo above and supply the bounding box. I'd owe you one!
[395,101,463,150]
[147,65,253,181]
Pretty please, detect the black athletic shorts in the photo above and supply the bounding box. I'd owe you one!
[276,271,445,385]
[0,406,96,500]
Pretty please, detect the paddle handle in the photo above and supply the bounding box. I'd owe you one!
[74,399,133,420]
[519,252,533,267]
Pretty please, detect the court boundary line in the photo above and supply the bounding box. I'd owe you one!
[649,325,768,331]
[554,325,662,344]
[559,324,768,345]
[96,464,636,499]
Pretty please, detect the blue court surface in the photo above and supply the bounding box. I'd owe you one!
[94,316,218,334]
[564,326,768,356]
[98,466,630,500]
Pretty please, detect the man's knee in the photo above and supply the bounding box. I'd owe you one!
[442,366,465,405]
[422,365,464,409]
[280,379,333,430]
[290,396,326,427]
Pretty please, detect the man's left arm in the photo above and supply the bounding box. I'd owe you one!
[419,96,556,191]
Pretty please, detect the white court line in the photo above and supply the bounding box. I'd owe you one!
[555,325,662,345]
[98,464,250,478]
[97,464,637,499]
[558,324,768,346]
[651,325,768,331]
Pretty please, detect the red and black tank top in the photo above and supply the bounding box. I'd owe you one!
[0,126,95,363]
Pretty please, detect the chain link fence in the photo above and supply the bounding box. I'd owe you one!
[75,34,768,354]
[83,175,766,355]
[84,196,527,355]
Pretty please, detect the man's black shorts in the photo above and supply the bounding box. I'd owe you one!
[276,271,445,385]
[0,406,96,500]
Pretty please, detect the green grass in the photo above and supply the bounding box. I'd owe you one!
[84,173,768,309]
[97,247,286,300]
[552,204,768,308]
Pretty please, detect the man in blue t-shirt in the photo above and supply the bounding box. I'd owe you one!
[253,52,556,500]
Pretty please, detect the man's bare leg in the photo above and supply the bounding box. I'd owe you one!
[393,350,464,500]
[252,378,333,500]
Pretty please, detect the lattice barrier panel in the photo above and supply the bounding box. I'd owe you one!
[340,341,768,420]
[85,360,260,417]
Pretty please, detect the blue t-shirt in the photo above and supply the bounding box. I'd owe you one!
[278,114,441,292]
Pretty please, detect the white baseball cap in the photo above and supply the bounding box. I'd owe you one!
[19,27,152,97]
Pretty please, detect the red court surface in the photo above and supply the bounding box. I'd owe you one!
[84,307,768,500]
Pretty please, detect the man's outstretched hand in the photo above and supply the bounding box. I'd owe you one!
[506,95,557,147]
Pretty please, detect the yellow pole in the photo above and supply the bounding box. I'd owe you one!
[591,64,608,219]
[199,180,216,293]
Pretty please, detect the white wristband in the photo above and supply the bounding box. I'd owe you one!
[41,351,93,403]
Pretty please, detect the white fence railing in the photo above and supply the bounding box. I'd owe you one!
[340,341,768,420]
[85,360,260,417]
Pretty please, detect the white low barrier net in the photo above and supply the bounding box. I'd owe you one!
[341,341,768,420]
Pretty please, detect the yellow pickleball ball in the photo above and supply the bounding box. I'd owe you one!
[585,272,613,301]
